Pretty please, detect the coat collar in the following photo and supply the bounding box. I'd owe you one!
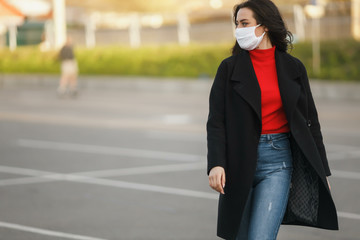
[230,49,302,125]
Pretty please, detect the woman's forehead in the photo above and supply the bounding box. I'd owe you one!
[236,7,254,20]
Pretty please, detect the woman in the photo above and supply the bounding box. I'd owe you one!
[207,0,339,239]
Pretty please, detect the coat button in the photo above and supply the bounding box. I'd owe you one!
[307,120,312,127]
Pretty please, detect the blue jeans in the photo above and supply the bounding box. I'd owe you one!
[236,133,293,240]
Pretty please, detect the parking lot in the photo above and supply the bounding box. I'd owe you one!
[0,78,359,239]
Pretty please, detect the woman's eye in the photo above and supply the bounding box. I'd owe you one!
[242,22,248,27]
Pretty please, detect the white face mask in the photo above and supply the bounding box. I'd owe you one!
[235,24,266,51]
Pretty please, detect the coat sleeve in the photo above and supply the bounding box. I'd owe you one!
[299,61,332,176]
[207,60,228,175]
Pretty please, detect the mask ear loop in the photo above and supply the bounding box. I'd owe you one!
[256,24,266,38]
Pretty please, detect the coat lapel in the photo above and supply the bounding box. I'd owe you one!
[230,51,262,121]
[275,49,302,125]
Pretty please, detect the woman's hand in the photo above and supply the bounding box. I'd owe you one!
[209,166,226,194]
[326,177,331,191]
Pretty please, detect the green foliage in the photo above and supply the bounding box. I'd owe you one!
[291,40,360,81]
[0,40,359,81]
[74,44,231,78]
[0,47,59,74]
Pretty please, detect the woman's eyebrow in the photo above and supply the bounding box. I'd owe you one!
[239,19,248,22]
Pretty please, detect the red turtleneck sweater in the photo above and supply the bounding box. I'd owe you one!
[249,46,290,134]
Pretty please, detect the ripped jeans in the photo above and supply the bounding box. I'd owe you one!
[236,133,293,240]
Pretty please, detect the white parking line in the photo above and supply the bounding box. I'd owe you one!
[0,162,206,186]
[0,165,359,221]
[16,139,360,163]
[0,221,108,240]
[323,144,360,161]
[326,144,360,151]
[332,170,360,180]
[337,211,360,220]
[0,111,204,132]
[76,162,205,177]
[0,175,216,199]
[0,165,216,199]
[145,130,204,142]
[67,177,360,221]
[0,176,56,186]
[160,114,191,125]
[0,165,55,176]
[17,139,204,162]
[325,129,360,138]
[75,177,218,200]
[327,151,360,161]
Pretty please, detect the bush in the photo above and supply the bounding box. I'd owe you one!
[0,40,359,81]
[291,40,360,81]
[74,44,231,77]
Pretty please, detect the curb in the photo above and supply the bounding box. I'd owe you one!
[308,80,360,101]
[0,74,359,100]
[0,74,212,93]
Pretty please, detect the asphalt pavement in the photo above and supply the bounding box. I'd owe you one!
[0,76,359,240]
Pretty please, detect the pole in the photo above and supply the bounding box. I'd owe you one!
[305,2,324,75]
[9,24,17,51]
[44,20,54,49]
[129,13,141,48]
[312,17,320,75]
[352,0,360,41]
[53,0,67,49]
[177,12,190,45]
[85,14,96,48]
[293,5,306,41]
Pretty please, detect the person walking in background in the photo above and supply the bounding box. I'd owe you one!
[207,0,338,239]
[57,37,78,97]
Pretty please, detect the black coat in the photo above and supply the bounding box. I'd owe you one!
[207,49,339,240]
